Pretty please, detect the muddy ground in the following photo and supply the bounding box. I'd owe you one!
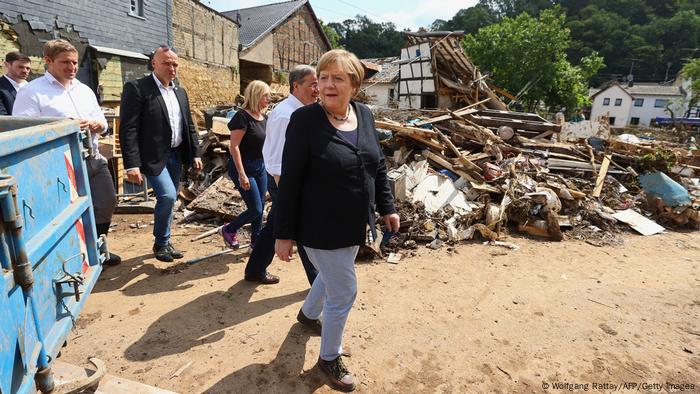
[61,213,700,393]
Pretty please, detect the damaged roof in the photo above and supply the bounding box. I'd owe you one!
[223,0,330,51]
[361,57,400,84]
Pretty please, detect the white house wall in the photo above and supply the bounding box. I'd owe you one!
[363,83,397,107]
[401,43,431,61]
[628,95,685,126]
[590,84,632,127]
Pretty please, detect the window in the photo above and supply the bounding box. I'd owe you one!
[389,88,395,100]
[130,0,144,17]
[634,98,644,107]
[603,98,610,106]
[630,117,640,125]
[609,117,616,125]
[654,99,668,108]
[614,98,622,106]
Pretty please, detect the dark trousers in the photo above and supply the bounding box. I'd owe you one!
[245,174,318,284]
[225,158,267,244]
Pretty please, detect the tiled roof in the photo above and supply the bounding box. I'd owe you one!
[590,81,683,98]
[627,83,682,96]
[223,0,328,50]
[362,57,400,83]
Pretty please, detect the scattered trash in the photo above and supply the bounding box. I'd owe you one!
[386,253,403,264]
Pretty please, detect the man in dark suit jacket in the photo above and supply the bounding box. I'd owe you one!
[119,45,202,262]
[0,51,30,115]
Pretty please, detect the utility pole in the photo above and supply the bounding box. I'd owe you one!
[627,58,641,81]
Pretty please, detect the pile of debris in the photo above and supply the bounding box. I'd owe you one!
[371,105,700,254]
[181,97,699,260]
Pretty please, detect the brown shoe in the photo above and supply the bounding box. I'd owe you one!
[244,272,280,284]
[297,309,322,335]
[317,356,356,392]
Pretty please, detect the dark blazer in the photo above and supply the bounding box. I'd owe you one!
[274,102,396,250]
[119,74,200,176]
[0,76,17,115]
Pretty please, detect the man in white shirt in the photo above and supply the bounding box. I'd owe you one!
[245,65,319,287]
[13,39,120,266]
[119,46,202,262]
[0,51,30,115]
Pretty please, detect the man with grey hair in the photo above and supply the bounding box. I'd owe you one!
[244,65,319,289]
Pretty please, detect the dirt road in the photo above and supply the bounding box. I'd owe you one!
[61,214,700,393]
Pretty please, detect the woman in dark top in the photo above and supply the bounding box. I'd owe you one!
[221,80,275,282]
[274,49,400,392]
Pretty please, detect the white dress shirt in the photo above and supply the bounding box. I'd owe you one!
[4,74,27,91]
[152,73,183,148]
[262,94,304,176]
[13,72,107,155]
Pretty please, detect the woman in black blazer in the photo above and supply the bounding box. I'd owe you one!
[274,49,399,392]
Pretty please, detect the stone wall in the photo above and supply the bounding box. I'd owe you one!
[172,0,240,115]
[177,57,239,124]
[272,5,329,72]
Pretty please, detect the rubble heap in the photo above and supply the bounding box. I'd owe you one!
[372,106,700,253]
[182,100,699,258]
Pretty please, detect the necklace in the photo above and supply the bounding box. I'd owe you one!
[322,103,351,122]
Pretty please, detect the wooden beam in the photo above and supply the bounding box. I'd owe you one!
[414,100,488,126]
[424,151,485,184]
[532,130,555,140]
[592,155,611,198]
[374,120,437,138]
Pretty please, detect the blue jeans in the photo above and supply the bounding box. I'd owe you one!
[225,158,267,243]
[245,174,318,283]
[301,245,360,361]
[145,150,182,247]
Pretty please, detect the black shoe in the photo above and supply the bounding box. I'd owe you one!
[152,244,173,262]
[167,242,184,259]
[244,272,280,284]
[317,356,356,392]
[297,309,322,335]
[103,252,121,267]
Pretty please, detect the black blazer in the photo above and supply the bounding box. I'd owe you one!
[119,75,200,176]
[0,76,17,115]
[274,102,396,249]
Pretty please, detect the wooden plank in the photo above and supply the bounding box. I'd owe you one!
[468,115,561,133]
[532,129,555,140]
[374,120,437,138]
[396,132,444,152]
[435,128,461,157]
[413,105,482,126]
[591,155,611,198]
[424,151,485,184]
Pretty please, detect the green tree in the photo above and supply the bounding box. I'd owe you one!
[681,58,700,117]
[319,20,342,49]
[327,16,404,58]
[463,7,603,113]
[430,4,498,34]
[482,0,555,17]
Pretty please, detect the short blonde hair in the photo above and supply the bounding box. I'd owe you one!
[242,80,271,111]
[317,49,364,94]
[43,39,78,60]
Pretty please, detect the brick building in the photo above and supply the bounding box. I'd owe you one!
[223,0,331,90]
[171,0,240,117]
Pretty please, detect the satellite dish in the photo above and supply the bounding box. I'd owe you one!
[627,74,634,82]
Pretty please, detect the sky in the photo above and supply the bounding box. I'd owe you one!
[203,0,478,31]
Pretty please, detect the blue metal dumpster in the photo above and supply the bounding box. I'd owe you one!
[0,117,107,393]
